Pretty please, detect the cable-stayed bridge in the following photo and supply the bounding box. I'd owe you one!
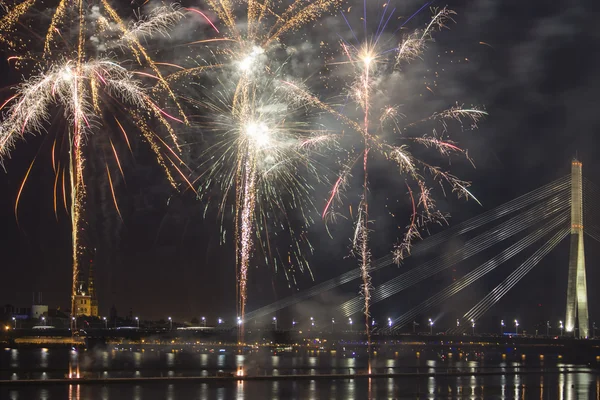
[246,161,598,338]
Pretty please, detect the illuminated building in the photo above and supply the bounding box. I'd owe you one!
[72,252,99,318]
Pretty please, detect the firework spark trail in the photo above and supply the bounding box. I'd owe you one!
[237,156,258,336]
[0,0,36,48]
[311,5,487,351]
[121,5,185,43]
[358,47,374,349]
[0,2,191,328]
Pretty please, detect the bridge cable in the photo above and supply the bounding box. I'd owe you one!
[245,176,569,321]
[338,191,570,317]
[462,227,570,323]
[388,212,568,330]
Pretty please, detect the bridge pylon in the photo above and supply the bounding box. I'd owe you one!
[565,160,589,338]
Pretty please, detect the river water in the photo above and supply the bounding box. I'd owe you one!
[2,346,599,399]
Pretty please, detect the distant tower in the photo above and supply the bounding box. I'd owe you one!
[565,160,589,338]
[88,256,99,317]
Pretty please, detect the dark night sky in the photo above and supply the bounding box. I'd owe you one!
[1,0,599,331]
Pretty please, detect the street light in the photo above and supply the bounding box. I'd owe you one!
[428,318,434,335]
[103,317,107,329]
[218,318,223,325]
[41,316,46,326]
[135,317,139,329]
[292,320,297,329]
[201,316,206,327]
[501,320,505,335]
[237,317,242,326]
[272,317,277,330]
[72,316,76,330]
[331,318,335,332]
[12,317,16,329]
[456,319,460,328]
[168,317,172,330]
[514,319,519,335]
[593,322,597,338]
[471,319,475,335]
[388,318,392,328]
[559,320,564,336]
[546,321,551,336]
[349,318,353,332]
[310,317,314,328]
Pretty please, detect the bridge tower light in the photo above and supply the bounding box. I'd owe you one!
[565,160,589,338]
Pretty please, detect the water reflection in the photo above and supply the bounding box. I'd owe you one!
[427,376,436,396]
[2,348,600,399]
[200,353,208,367]
[134,352,142,368]
[68,384,80,400]
[102,351,109,368]
[217,354,225,368]
[40,348,48,368]
[39,388,49,400]
[166,384,175,400]
[559,369,566,400]
[133,385,142,400]
[346,377,356,400]
[10,349,18,368]
[166,353,175,368]
[270,381,279,400]
[236,381,245,400]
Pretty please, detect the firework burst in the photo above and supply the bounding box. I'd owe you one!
[311,4,487,349]
[172,0,343,339]
[0,1,192,326]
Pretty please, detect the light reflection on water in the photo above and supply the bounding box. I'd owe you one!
[3,374,600,400]
[1,348,599,399]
